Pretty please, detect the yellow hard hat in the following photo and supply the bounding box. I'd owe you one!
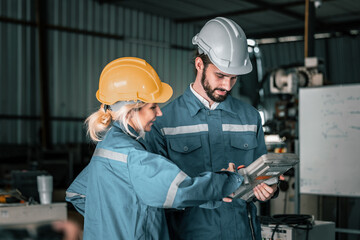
[96,57,173,105]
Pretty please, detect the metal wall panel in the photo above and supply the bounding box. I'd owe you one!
[260,41,304,72]
[0,0,40,144]
[324,36,360,84]
[0,0,198,145]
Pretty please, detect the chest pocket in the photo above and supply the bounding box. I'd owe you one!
[230,133,258,150]
[228,133,258,167]
[168,136,203,176]
[169,136,202,154]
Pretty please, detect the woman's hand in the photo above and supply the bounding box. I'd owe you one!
[221,163,236,172]
[221,163,236,202]
[52,220,83,240]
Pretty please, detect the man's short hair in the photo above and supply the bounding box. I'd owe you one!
[193,50,212,75]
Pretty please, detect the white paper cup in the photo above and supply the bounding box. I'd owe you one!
[37,175,53,204]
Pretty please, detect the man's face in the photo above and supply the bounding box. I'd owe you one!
[201,63,238,102]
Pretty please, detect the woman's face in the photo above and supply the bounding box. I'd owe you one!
[135,103,163,132]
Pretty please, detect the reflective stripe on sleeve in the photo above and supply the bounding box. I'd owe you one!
[161,124,208,136]
[222,124,257,132]
[163,171,188,208]
[93,148,128,163]
[66,191,85,198]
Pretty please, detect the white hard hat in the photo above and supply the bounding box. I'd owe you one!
[192,17,252,75]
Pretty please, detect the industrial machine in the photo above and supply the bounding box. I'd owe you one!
[269,57,324,95]
[261,220,335,240]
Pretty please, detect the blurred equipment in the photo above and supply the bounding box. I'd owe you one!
[0,202,71,240]
[232,153,299,201]
[0,189,26,204]
[0,223,64,240]
[260,215,335,240]
[270,57,323,94]
[11,170,48,203]
[0,203,67,225]
[264,134,287,153]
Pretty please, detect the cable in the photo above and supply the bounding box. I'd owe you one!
[260,214,314,240]
[283,185,288,214]
[281,176,292,214]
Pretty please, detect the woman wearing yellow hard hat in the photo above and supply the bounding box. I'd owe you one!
[65,57,243,240]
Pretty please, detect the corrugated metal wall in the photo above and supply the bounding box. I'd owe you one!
[2,0,359,145]
[0,0,199,145]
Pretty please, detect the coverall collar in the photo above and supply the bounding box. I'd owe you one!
[113,121,148,149]
[190,84,219,110]
[184,86,237,117]
[113,121,139,138]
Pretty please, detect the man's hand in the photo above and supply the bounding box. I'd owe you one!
[253,182,277,201]
[221,163,236,202]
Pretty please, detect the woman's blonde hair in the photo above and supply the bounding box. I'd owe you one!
[85,102,147,142]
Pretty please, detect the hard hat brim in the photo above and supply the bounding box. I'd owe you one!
[96,82,173,104]
[151,82,173,103]
[214,57,253,75]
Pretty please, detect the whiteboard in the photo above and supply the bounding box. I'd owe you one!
[299,84,360,197]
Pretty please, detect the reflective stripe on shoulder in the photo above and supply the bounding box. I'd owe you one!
[163,171,188,208]
[66,191,85,198]
[93,148,127,163]
[161,124,208,136]
[222,124,257,132]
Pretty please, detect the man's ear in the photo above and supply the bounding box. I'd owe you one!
[195,57,204,73]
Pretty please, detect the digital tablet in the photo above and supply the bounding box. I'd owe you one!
[232,153,299,201]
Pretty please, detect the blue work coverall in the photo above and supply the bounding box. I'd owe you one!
[146,86,267,240]
[66,121,243,240]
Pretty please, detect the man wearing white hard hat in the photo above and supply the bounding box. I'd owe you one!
[147,17,278,240]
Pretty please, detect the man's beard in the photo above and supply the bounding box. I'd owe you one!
[201,70,230,102]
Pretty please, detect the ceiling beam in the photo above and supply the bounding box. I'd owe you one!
[242,0,304,21]
[175,0,339,29]
[175,0,305,23]
[248,19,360,39]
